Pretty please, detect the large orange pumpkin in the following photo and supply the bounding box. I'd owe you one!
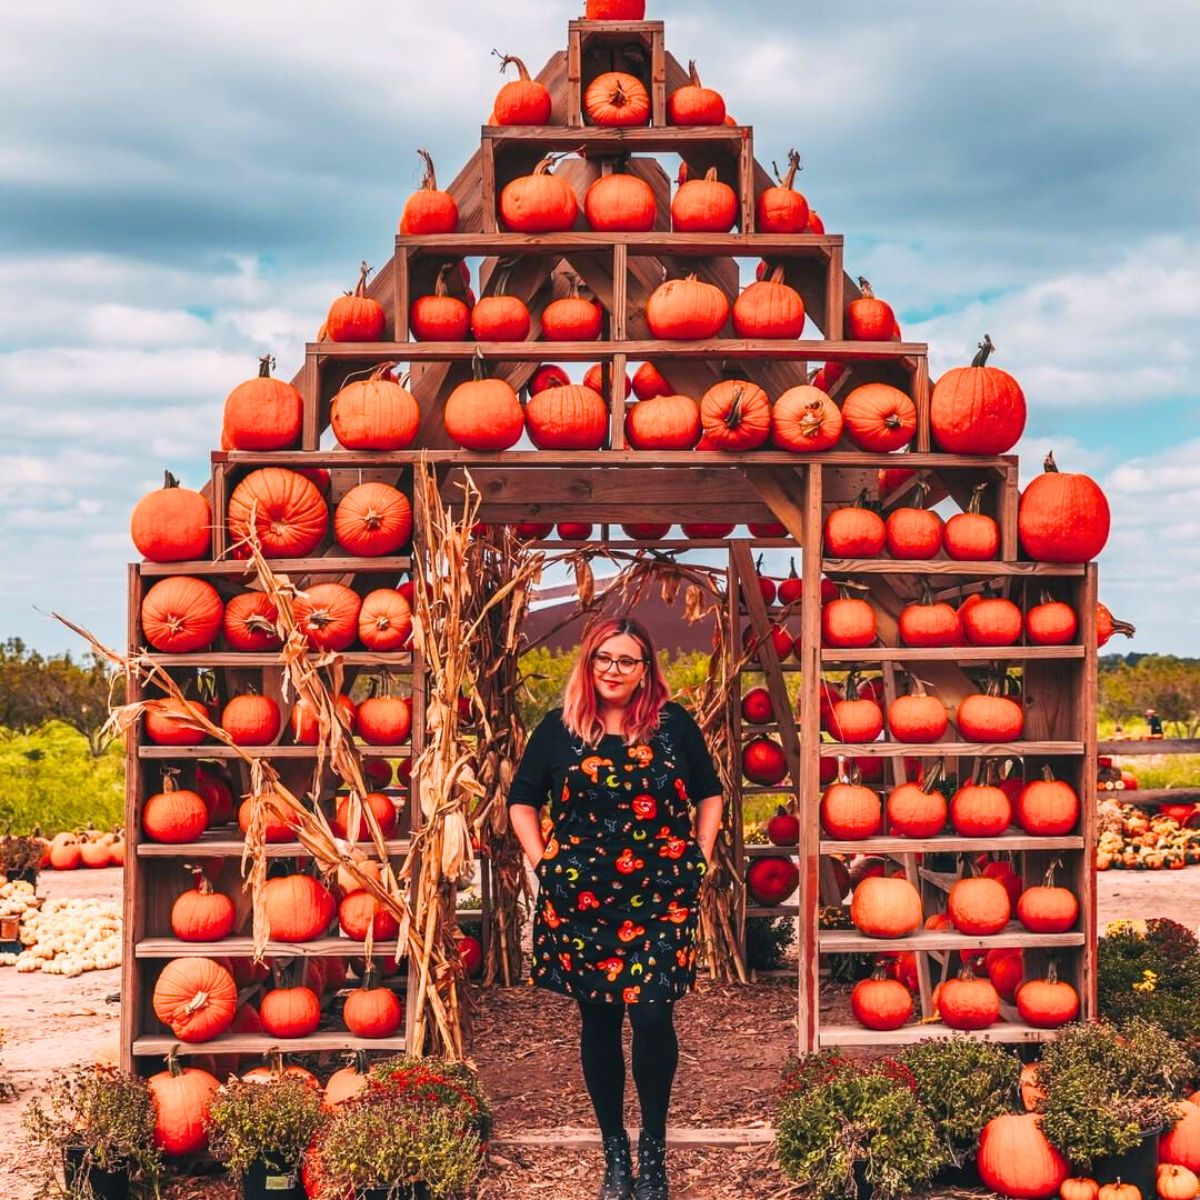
[820,779,882,839]
[343,981,403,1038]
[334,483,412,557]
[841,384,917,452]
[646,275,730,340]
[626,393,701,450]
[293,582,362,651]
[444,373,525,451]
[771,387,842,452]
[699,380,770,450]
[130,471,212,562]
[584,71,650,127]
[222,356,304,451]
[409,264,470,340]
[358,696,413,745]
[526,384,608,450]
[358,589,412,651]
[886,768,948,838]
[847,278,896,341]
[957,692,1025,742]
[261,875,335,943]
[141,576,223,653]
[850,875,922,937]
[222,591,281,652]
[668,60,726,126]
[671,165,738,233]
[399,150,458,235]
[152,957,238,1042]
[499,157,578,232]
[339,890,401,942]
[542,275,603,340]
[977,1114,1069,1199]
[147,1053,220,1155]
[1018,451,1112,563]
[221,694,281,746]
[584,171,657,232]
[170,873,236,942]
[143,778,209,844]
[940,969,1001,1030]
[850,966,913,1031]
[323,260,386,342]
[756,150,809,233]
[333,790,397,841]
[947,876,1011,935]
[144,698,208,747]
[227,468,329,558]
[330,367,420,450]
[1161,1101,1200,1172]
[732,266,805,339]
[1016,768,1080,835]
[492,54,552,126]
[1015,967,1079,1028]
[930,335,1027,454]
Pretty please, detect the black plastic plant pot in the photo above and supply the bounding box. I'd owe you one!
[243,1158,305,1199]
[1091,1130,1160,1196]
[6,866,37,885]
[61,1146,130,1200]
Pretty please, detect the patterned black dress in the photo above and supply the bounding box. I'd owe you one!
[506,701,722,1005]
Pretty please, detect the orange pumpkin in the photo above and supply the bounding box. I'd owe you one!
[130,471,212,563]
[339,890,401,942]
[671,164,737,233]
[584,71,650,127]
[732,266,805,339]
[930,335,1027,455]
[850,875,922,937]
[500,157,579,232]
[1016,965,1080,1028]
[141,576,223,653]
[821,597,876,649]
[357,589,412,652]
[324,260,385,342]
[357,696,413,745]
[399,149,458,235]
[944,482,1001,561]
[152,957,238,1042]
[261,875,335,943]
[293,582,362,651]
[626,393,701,450]
[756,150,809,233]
[646,275,730,340]
[667,60,725,126]
[820,778,882,839]
[492,54,552,126]
[699,380,770,450]
[526,384,608,450]
[330,367,420,450]
[227,468,329,558]
[850,966,913,1030]
[542,275,603,340]
[222,592,281,652]
[847,277,897,341]
[977,1114,1069,1198]
[333,791,398,841]
[444,372,525,451]
[221,694,281,747]
[147,1052,220,1155]
[1018,451,1112,563]
[584,171,657,232]
[334,483,412,557]
[222,356,303,451]
[947,876,1011,936]
[409,264,470,340]
[841,383,917,453]
[771,386,842,452]
[939,968,1001,1030]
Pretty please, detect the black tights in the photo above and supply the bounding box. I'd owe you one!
[577,998,679,1138]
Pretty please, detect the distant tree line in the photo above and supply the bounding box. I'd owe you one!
[0,639,117,757]
[1099,654,1200,738]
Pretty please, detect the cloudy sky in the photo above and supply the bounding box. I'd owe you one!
[2,0,1198,656]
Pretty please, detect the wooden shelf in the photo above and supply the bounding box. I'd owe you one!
[1107,787,1200,808]
[482,124,750,152]
[309,339,925,364]
[398,232,842,259]
[823,559,1087,577]
[136,937,404,959]
[137,832,411,859]
[139,744,412,759]
[134,1032,407,1055]
[144,652,412,668]
[742,835,1085,855]
[139,557,410,578]
[819,925,1085,953]
[1099,739,1200,757]
[818,1022,1063,1047]
[819,741,1085,758]
[746,905,800,918]
[820,646,1085,663]
[216,449,1016,471]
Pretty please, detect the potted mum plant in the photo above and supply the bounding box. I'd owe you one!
[367,1053,493,1143]
[205,1074,326,1199]
[1035,1017,1192,1194]
[22,1065,162,1199]
[311,1087,484,1200]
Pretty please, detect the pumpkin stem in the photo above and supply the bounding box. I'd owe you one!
[1041,763,1056,783]
[921,760,945,793]
[470,346,488,383]
[906,674,931,699]
[856,277,875,300]
[416,149,439,192]
[967,481,989,516]
[353,260,373,298]
[687,59,702,88]
[433,263,454,299]
[676,161,688,186]
[772,149,802,190]
[971,334,995,368]
[257,355,275,379]
[182,989,210,1016]
[162,469,181,489]
[786,556,799,580]
[1044,858,1062,888]
[166,1046,183,1077]
[1043,450,1059,474]
[494,51,532,82]
[161,767,180,794]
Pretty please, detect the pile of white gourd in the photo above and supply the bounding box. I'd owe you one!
[0,882,122,976]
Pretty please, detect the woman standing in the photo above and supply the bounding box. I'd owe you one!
[506,615,723,1200]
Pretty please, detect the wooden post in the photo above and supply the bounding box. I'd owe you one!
[480,139,498,234]
[300,351,321,452]
[394,247,410,343]
[120,564,144,1074]
[1079,561,1099,1018]
[825,242,844,340]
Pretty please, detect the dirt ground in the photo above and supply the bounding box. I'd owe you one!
[1,866,1194,1199]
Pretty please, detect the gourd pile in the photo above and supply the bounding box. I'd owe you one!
[1096,802,1200,871]
[4,892,122,975]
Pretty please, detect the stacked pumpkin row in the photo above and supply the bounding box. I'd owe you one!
[139,577,412,658]
[140,760,409,847]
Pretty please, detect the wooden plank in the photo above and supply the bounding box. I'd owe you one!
[137,835,411,858]
[140,744,412,759]
[136,937,404,958]
[310,338,927,363]
[210,462,228,559]
[798,464,823,1055]
[819,740,1084,758]
[218,449,1017,471]
[139,557,410,577]
[299,353,321,451]
[825,242,844,340]
[480,139,497,234]
[463,466,774,506]
[1000,460,1020,561]
[1104,787,1200,805]
[727,559,748,959]
[483,125,750,151]
[821,926,1085,953]
[650,25,666,127]
[145,652,414,668]
[744,835,1085,854]
[739,131,756,233]
[742,466,807,545]
[398,232,844,258]
[566,25,582,127]
[393,250,409,344]
[823,558,1086,577]
[819,1022,1064,1047]
[121,563,144,1074]
[609,350,627,450]
[134,1033,407,1055]
[1098,739,1200,756]
[913,355,932,453]
[1079,562,1099,1020]
[821,645,1085,663]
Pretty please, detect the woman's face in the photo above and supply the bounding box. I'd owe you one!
[590,632,647,709]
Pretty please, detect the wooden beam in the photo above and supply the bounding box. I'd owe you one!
[741,466,808,544]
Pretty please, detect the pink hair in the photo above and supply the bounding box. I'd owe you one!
[561,615,670,747]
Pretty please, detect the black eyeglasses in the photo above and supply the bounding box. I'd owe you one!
[591,651,645,676]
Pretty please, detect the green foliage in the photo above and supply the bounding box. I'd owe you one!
[0,722,123,835]
[900,1038,1020,1166]
[206,1077,326,1176]
[1037,1017,1192,1170]
[314,1089,482,1200]
[1099,918,1200,1059]
[1099,654,1200,737]
[22,1065,162,1195]
[745,915,796,970]
[775,1053,945,1200]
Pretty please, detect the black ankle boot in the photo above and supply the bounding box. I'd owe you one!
[633,1128,669,1200]
[598,1128,634,1200]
